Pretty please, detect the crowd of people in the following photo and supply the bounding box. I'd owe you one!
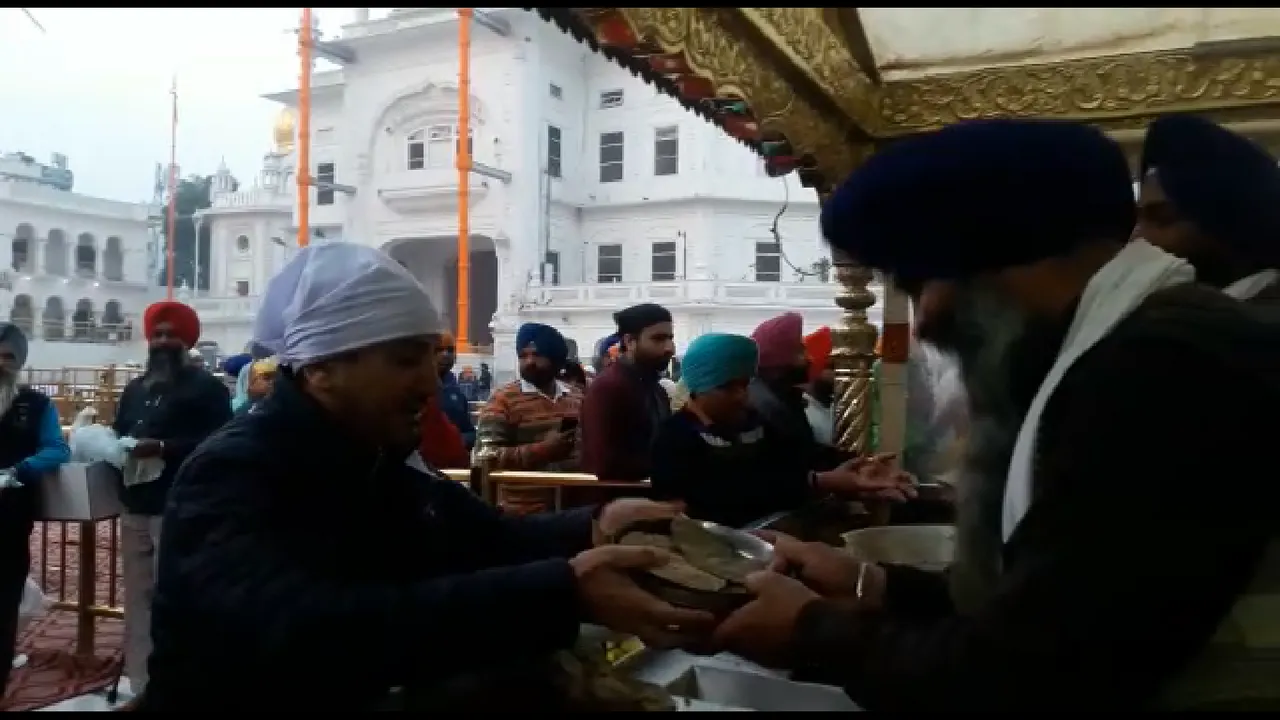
[0,112,1271,710]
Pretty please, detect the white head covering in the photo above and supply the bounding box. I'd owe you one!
[253,242,442,367]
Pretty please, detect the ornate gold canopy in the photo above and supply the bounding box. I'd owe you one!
[533,8,1280,191]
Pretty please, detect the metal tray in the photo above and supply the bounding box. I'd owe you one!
[668,664,860,712]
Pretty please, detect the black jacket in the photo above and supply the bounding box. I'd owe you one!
[112,366,231,516]
[144,372,595,711]
[791,283,1280,710]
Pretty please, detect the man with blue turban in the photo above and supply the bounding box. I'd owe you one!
[712,119,1280,711]
[651,333,914,529]
[474,322,583,514]
[1138,114,1280,306]
[143,243,713,711]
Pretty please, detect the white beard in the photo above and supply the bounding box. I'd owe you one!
[0,379,19,420]
[920,283,1035,613]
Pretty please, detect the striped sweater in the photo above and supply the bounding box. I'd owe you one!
[474,379,583,514]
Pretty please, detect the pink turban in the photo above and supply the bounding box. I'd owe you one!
[751,312,804,370]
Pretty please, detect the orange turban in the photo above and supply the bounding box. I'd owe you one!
[143,301,200,348]
[803,326,833,382]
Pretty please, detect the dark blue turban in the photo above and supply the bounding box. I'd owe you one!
[822,119,1137,285]
[1141,114,1280,266]
[222,353,253,377]
[516,322,569,369]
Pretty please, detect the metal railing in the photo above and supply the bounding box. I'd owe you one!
[7,318,139,344]
[24,366,139,656]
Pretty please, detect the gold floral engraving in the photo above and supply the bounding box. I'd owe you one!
[879,50,1280,135]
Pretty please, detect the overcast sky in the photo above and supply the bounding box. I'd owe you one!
[0,8,391,202]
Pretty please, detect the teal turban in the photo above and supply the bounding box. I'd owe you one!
[682,333,758,395]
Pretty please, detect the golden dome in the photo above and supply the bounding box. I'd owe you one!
[272,108,297,153]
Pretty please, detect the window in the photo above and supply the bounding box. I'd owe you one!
[754,242,782,282]
[596,244,622,283]
[654,126,679,176]
[599,89,624,109]
[236,235,250,253]
[316,162,335,206]
[599,131,624,183]
[547,125,562,179]
[408,125,474,170]
[651,241,677,281]
[543,250,560,286]
[235,280,250,297]
[549,83,563,100]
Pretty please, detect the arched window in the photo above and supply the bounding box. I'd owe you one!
[103,236,124,281]
[9,295,33,335]
[407,125,474,170]
[46,229,68,276]
[42,297,65,341]
[11,224,33,272]
[75,232,96,277]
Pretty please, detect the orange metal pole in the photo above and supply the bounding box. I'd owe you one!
[296,7,313,249]
[456,8,473,352]
[165,77,178,301]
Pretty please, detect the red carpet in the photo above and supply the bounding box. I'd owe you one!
[0,613,123,711]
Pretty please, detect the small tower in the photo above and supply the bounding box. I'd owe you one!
[211,158,235,196]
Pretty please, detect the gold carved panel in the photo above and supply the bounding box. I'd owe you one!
[733,8,879,135]
[614,8,872,186]
[880,49,1280,135]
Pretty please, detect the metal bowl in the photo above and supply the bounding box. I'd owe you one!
[615,518,774,617]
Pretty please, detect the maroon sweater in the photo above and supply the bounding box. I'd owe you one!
[579,362,668,482]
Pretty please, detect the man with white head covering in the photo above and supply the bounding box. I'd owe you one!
[0,323,70,696]
[143,242,711,711]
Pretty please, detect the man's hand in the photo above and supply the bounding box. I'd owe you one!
[594,498,686,544]
[130,439,164,459]
[816,453,917,503]
[760,531,887,610]
[543,430,576,460]
[712,570,821,668]
[571,545,717,649]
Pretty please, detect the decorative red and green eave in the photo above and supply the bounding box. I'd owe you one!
[528,8,802,179]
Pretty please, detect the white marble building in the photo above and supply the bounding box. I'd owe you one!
[193,8,880,374]
[0,152,159,367]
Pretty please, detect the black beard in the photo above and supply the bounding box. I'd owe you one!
[810,378,835,407]
[519,367,556,388]
[146,346,186,378]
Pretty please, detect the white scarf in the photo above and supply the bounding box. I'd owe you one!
[1223,269,1279,301]
[1001,241,1195,542]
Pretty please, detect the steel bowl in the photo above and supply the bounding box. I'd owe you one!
[614,518,774,617]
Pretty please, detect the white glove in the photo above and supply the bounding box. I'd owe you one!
[117,436,139,451]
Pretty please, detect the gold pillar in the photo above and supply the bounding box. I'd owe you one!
[829,247,879,455]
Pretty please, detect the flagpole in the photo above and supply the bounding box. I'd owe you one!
[296,8,313,249]
[165,76,178,300]
[456,8,473,352]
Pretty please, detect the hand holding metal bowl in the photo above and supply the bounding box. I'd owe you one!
[611,516,776,617]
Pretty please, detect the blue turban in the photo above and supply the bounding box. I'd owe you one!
[0,323,29,369]
[681,333,758,395]
[822,119,1136,285]
[222,353,253,378]
[516,322,569,368]
[1141,114,1280,266]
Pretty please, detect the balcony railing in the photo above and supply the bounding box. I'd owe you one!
[527,280,862,309]
[7,318,139,344]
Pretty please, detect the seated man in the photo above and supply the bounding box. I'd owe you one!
[475,322,582,514]
[713,119,1280,711]
[651,333,915,530]
[144,243,713,711]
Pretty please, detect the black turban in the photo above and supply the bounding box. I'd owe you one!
[822,119,1136,285]
[614,303,672,338]
[1141,114,1280,267]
